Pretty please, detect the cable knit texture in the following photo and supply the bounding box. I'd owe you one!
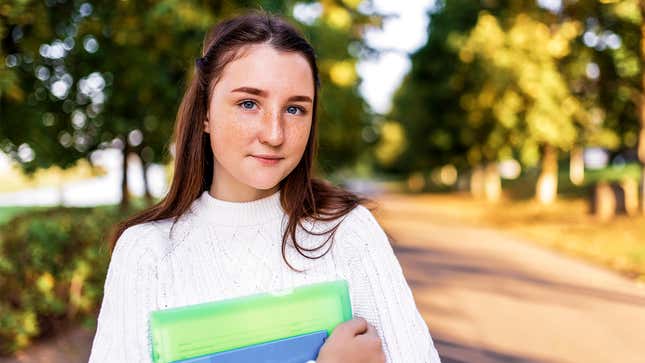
[88,189,442,363]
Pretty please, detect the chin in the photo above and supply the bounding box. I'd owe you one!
[249,184,281,193]
[244,175,282,191]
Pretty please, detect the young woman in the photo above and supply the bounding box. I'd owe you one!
[88,10,441,363]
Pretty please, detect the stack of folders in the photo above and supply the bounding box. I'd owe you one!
[149,279,353,363]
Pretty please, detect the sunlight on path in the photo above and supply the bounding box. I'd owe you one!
[376,194,645,363]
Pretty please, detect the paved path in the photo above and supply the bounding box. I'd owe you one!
[374,193,645,363]
[0,324,93,363]
[3,193,645,362]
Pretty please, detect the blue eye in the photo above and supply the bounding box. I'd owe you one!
[240,100,256,110]
[287,105,305,115]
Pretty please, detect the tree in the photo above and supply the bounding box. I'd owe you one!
[388,0,481,176]
[560,0,643,213]
[1,0,383,208]
[390,1,589,203]
[1,0,84,174]
[458,11,589,204]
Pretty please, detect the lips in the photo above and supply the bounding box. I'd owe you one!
[252,154,284,160]
[251,155,283,165]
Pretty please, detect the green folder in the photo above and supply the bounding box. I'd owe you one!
[150,279,352,363]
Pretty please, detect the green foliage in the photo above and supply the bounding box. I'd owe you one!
[560,0,642,152]
[387,0,483,173]
[0,205,139,354]
[584,162,642,184]
[391,1,593,174]
[389,0,645,205]
[1,0,384,186]
[0,206,49,225]
[500,162,642,200]
[459,13,586,156]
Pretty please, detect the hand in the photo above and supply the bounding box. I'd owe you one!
[316,317,386,363]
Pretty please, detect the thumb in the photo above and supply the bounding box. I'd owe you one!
[335,317,368,338]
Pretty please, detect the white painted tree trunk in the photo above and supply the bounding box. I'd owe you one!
[470,163,501,202]
[484,162,501,202]
[594,181,615,222]
[470,165,485,199]
[569,146,584,186]
[536,144,558,205]
[621,178,639,216]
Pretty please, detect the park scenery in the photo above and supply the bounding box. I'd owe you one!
[1,1,645,362]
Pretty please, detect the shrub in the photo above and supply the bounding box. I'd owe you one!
[0,205,141,355]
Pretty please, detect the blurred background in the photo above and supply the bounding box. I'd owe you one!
[1,0,645,362]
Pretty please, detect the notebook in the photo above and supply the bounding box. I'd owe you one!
[150,279,352,363]
[174,330,328,363]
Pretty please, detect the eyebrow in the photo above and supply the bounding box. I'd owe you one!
[231,86,313,103]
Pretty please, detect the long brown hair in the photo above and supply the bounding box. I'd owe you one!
[108,10,375,272]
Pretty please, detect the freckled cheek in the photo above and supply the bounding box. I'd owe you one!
[210,111,255,157]
[287,122,311,154]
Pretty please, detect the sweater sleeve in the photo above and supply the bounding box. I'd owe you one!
[88,224,161,363]
[338,205,442,363]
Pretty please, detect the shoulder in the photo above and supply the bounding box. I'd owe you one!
[336,203,389,249]
[331,203,401,272]
[345,203,379,224]
[339,203,383,234]
[111,219,175,268]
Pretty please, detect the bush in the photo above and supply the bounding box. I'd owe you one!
[0,205,141,355]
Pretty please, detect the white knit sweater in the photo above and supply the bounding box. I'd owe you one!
[88,189,441,363]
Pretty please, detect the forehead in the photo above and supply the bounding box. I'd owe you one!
[215,43,315,97]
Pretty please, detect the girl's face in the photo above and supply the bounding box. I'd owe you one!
[204,43,314,201]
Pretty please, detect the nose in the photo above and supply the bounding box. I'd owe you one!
[258,107,284,146]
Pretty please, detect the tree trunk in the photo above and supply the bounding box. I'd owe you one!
[120,139,130,211]
[621,178,639,216]
[569,146,584,186]
[57,172,65,207]
[141,159,153,205]
[638,107,645,214]
[406,171,426,192]
[470,164,485,199]
[638,0,645,215]
[593,181,615,222]
[536,143,558,205]
[484,162,501,202]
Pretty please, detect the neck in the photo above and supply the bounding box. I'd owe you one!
[208,184,281,203]
[190,188,285,226]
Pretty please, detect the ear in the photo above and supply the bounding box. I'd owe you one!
[203,118,210,134]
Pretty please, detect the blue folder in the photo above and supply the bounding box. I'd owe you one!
[174,330,328,363]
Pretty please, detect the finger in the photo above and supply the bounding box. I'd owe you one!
[350,317,369,335]
[356,327,383,351]
[337,317,368,337]
[362,321,379,338]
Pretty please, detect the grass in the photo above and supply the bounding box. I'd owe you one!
[0,196,159,227]
[501,162,642,200]
[584,162,642,184]
[0,206,51,225]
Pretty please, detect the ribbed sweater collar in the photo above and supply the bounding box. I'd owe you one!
[190,189,285,226]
